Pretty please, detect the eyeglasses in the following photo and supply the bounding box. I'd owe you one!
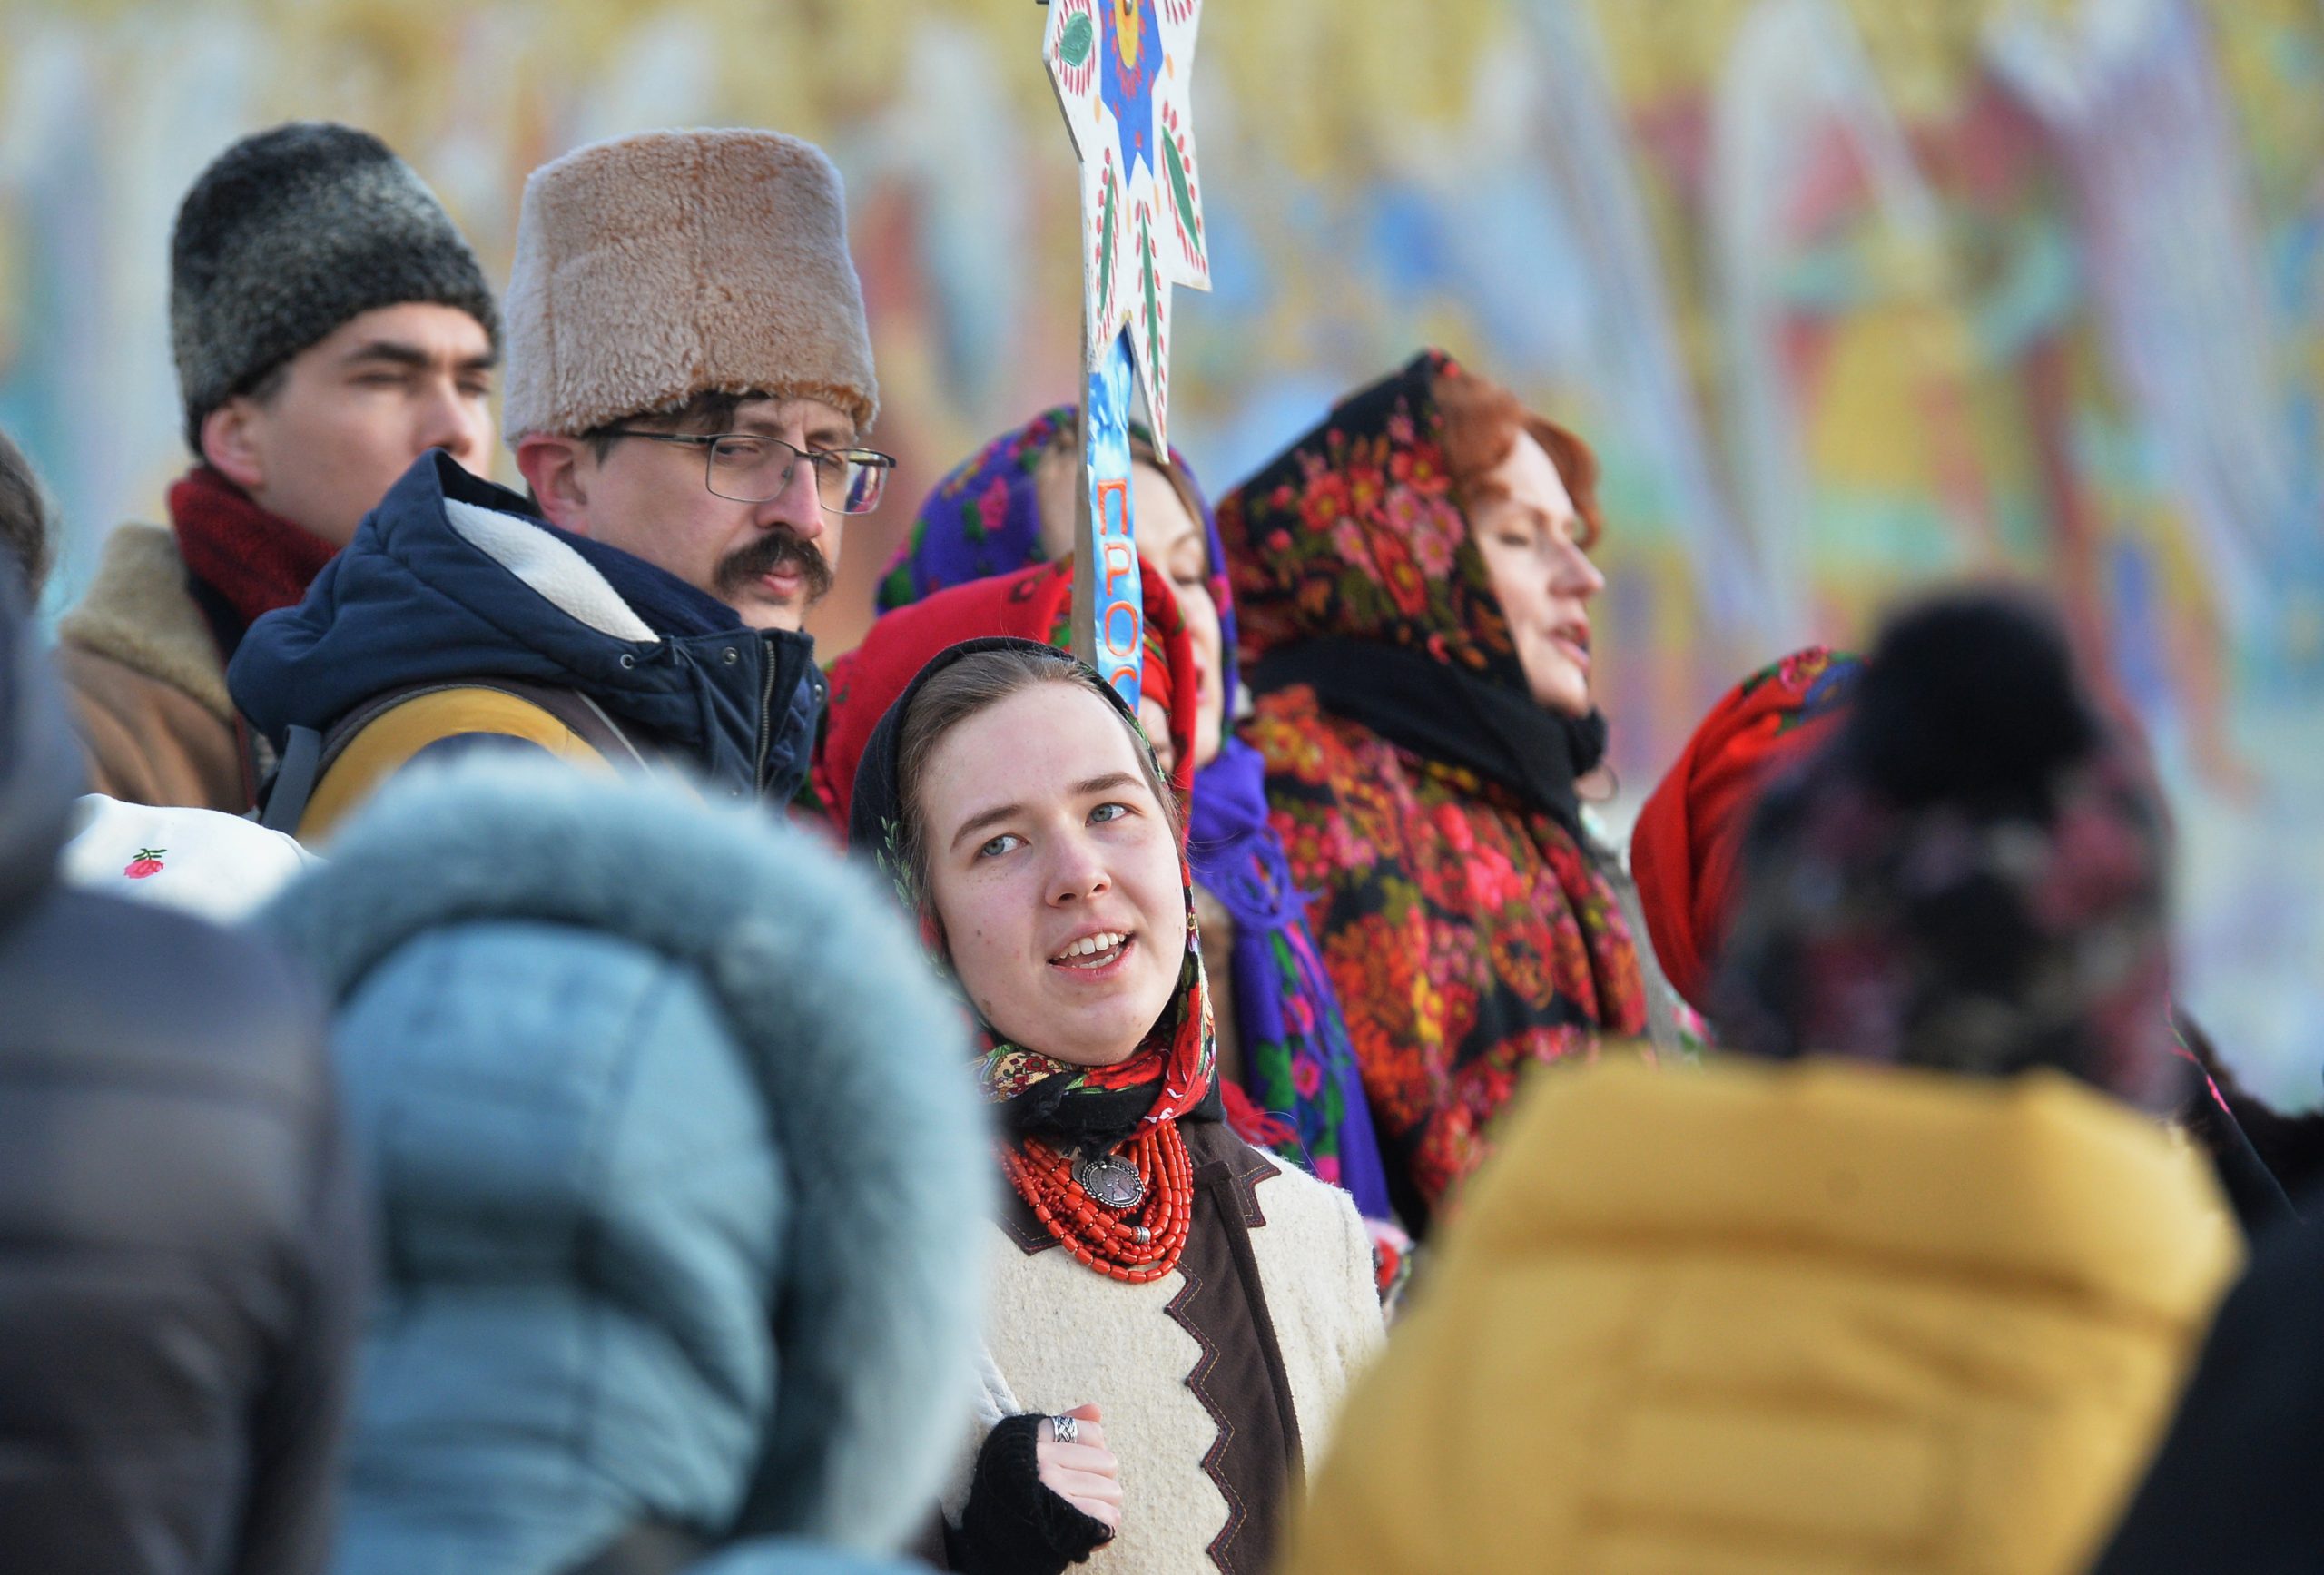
[598,428,896,515]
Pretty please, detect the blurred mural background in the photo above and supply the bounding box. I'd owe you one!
[3,0,2320,1102]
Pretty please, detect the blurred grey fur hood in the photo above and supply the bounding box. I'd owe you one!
[261,753,992,1574]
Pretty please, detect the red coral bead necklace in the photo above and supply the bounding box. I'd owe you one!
[1002,1121,1194,1283]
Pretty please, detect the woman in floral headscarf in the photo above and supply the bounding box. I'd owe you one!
[1218,350,1647,1235]
[869,409,1394,1235]
[833,626,1384,1575]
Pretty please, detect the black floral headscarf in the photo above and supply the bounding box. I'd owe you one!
[1222,348,1609,830]
[1216,350,1646,1227]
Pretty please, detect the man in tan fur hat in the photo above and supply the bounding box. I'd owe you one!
[229,129,893,840]
[505,128,887,637]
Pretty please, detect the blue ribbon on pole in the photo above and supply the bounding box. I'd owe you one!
[1078,326,1141,711]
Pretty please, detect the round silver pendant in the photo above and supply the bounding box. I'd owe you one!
[1074,1152,1147,1210]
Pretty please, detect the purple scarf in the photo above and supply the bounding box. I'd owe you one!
[875,410,1390,1216]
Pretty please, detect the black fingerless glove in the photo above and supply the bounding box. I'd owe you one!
[950,1412,1114,1574]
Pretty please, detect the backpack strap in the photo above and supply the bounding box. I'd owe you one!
[262,680,648,843]
[257,724,323,834]
[460,677,652,769]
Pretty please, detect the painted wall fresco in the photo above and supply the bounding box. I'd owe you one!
[3,0,2319,1101]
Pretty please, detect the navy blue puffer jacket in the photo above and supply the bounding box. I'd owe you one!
[231,452,822,808]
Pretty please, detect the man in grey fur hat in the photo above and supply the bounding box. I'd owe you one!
[54,121,499,813]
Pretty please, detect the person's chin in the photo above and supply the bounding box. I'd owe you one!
[1528,683,1589,718]
[1056,1039,1147,1070]
[729,593,805,633]
[1047,991,1167,1065]
[1191,704,1227,771]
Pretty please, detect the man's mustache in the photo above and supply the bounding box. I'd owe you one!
[715,528,834,604]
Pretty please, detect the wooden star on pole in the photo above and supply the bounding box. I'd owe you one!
[1044,0,1211,452]
[1044,0,1212,708]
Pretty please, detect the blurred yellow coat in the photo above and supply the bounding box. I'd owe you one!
[1285,1057,2241,1575]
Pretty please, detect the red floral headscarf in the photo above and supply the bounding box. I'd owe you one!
[1631,646,1862,1017]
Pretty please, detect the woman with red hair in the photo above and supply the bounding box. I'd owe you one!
[1219,349,1646,1234]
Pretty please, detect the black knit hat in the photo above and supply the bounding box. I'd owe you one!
[171,122,500,452]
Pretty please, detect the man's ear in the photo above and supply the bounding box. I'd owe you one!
[199,400,267,495]
[517,433,593,533]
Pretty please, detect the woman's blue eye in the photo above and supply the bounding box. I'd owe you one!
[1089,802,1129,824]
[978,833,1022,859]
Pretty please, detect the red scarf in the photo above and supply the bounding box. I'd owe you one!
[816,556,1198,834]
[1631,646,1861,1016]
[168,466,340,639]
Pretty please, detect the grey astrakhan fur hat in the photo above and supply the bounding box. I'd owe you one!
[500,128,879,442]
[262,756,987,1555]
[171,121,500,451]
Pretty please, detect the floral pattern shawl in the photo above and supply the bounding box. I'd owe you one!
[1218,349,1648,1231]
[1717,740,2179,1112]
[875,410,1073,614]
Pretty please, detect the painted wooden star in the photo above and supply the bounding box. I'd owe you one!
[1043,0,1211,447]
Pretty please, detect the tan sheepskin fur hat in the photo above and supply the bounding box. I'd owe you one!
[501,128,878,442]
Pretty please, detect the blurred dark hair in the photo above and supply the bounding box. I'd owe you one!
[584,389,773,461]
[1837,589,2102,821]
[0,427,54,597]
